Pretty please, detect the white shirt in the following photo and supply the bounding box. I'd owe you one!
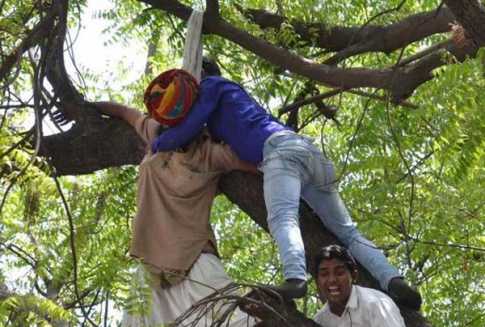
[313,285,406,327]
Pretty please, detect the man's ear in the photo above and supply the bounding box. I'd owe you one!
[351,269,359,283]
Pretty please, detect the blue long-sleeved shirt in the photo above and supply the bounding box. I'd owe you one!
[151,76,290,164]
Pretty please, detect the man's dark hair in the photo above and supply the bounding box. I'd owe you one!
[314,244,358,275]
[202,57,221,77]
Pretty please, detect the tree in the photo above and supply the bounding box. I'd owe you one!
[0,0,484,326]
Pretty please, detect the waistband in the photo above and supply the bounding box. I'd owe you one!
[265,129,296,144]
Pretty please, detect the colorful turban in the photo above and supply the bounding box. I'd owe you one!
[144,69,199,126]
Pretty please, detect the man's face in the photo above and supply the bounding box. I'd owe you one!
[316,258,354,308]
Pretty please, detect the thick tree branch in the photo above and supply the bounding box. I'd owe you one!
[205,0,219,18]
[444,0,485,45]
[40,119,145,175]
[0,9,56,83]
[43,0,91,124]
[138,0,479,102]
[242,6,454,57]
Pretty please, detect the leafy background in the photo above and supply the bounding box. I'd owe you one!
[0,0,483,325]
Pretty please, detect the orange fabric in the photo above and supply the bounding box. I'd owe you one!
[144,69,199,126]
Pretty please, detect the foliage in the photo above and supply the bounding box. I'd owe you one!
[0,0,484,326]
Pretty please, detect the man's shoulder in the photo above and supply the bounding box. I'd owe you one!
[355,285,397,307]
[201,76,228,83]
[133,115,161,144]
[313,306,330,325]
[354,285,406,326]
[201,76,241,90]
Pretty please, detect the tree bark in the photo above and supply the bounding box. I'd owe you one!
[444,0,485,46]
[241,6,454,58]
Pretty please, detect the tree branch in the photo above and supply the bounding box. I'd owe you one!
[0,9,56,83]
[241,6,454,55]
[53,174,97,327]
[138,0,480,102]
[205,0,219,18]
[443,0,485,46]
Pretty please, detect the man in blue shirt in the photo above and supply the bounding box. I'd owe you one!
[150,59,421,309]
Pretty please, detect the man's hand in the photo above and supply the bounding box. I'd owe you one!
[92,101,124,117]
[91,101,142,127]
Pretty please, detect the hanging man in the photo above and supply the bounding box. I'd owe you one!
[95,60,258,326]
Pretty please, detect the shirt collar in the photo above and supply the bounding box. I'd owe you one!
[323,284,360,317]
[346,285,359,311]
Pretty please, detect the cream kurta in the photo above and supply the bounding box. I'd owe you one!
[131,116,247,274]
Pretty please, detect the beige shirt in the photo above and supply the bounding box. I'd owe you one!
[131,116,248,274]
[313,285,405,327]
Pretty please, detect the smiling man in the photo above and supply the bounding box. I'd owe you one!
[313,245,406,327]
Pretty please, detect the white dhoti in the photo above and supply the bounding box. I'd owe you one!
[122,254,257,327]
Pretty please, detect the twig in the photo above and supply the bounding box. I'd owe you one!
[385,44,418,271]
[395,149,436,183]
[279,88,344,115]
[1,242,37,268]
[103,291,109,327]
[0,104,35,110]
[0,37,48,216]
[395,40,451,67]
[409,237,485,253]
[325,0,408,64]
[0,129,34,160]
[279,87,417,117]
[173,282,292,327]
[53,174,98,327]
[347,90,418,109]
[337,91,375,182]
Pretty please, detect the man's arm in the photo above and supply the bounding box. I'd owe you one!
[211,142,258,174]
[93,101,142,128]
[237,161,259,174]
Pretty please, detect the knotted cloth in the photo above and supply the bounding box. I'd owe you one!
[144,10,203,126]
[143,69,199,126]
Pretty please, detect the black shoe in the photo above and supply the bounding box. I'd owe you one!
[269,279,307,300]
[388,277,422,310]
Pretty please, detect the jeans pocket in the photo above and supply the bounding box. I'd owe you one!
[312,156,338,192]
[324,160,338,190]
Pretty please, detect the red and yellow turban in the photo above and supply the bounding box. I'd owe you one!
[144,69,199,126]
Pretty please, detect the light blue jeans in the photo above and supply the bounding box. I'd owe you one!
[259,131,400,291]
